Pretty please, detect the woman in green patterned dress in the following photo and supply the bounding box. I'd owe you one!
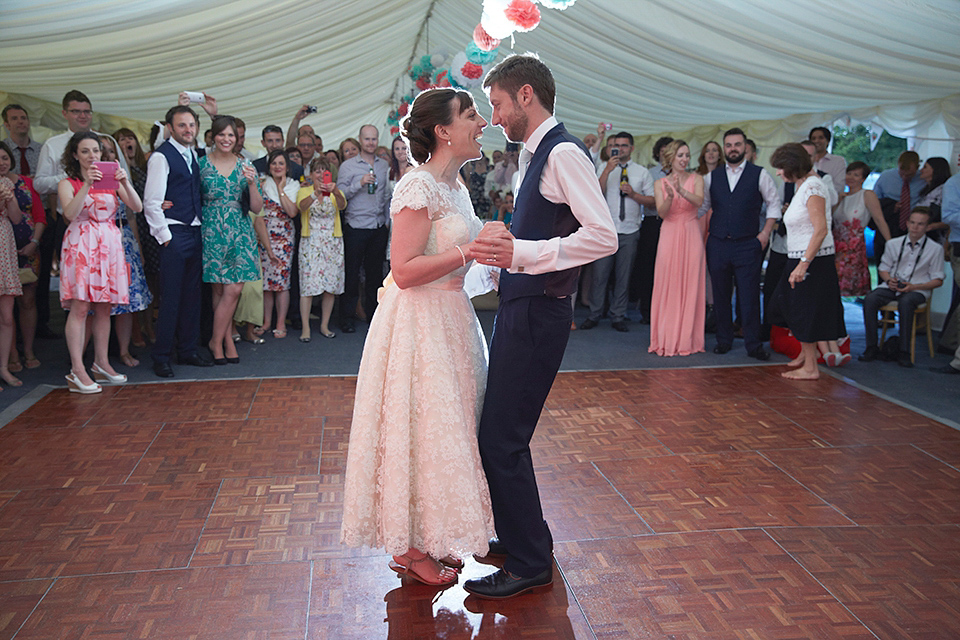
[200,116,266,364]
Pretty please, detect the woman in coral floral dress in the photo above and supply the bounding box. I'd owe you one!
[57,132,141,393]
[833,161,890,296]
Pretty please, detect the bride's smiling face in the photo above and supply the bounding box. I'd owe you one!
[443,98,487,161]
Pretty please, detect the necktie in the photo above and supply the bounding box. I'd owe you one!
[898,176,911,230]
[619,166,628,221]
[18,147,29,175]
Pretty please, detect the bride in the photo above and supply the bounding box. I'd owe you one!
[340,88,497,586]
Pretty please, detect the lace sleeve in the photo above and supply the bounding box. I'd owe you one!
[389,172,441,220]
[802,176,828,205]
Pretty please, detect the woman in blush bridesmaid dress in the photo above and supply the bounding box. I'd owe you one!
[649,140,706,357]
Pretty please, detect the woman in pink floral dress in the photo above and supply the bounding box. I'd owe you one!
[833,161,891,296]
[57,132,141,393]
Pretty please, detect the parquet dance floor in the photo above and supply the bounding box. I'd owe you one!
[2,366,959,639]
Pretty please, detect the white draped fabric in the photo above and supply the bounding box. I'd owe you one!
[2,0,959,160]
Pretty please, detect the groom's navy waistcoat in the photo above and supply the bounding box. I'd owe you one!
[500,123,585,302]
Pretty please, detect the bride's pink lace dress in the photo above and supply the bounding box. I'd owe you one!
[340,170,494,559]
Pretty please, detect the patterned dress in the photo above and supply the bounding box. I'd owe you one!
[10,175,44,276]
[341,170,494,559]
[111,202,153,314]
[260,178,299,291]
[297,187,344,296]
[200,156,261,284]
[59,179,128,304]
[833,188,871,296]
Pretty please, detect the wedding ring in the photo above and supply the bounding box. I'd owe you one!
[494,254,498,261]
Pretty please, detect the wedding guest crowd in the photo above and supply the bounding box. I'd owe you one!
[2,84,956,388]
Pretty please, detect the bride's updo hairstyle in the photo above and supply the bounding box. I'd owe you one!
[400,88,475,165]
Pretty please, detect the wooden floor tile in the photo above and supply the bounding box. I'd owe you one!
[531,406,670,466]
[309,555,593,639]
[248,376,357,420]
[126,418,323,484]
[597,451,854,532]
[556,530,875,639]
[318,414,350,473]
[85,379,261,425]
[761,394,960,447]
[642,365,837,401]
[14,563,309,639]
[762,445,960,526]
[547,369,683,408]
[3,386,122,429]
[769,525,960,640]
[0,423,161,490]
[914,440,960,470]
[190,474,365,567]
[0,579,52,640]
[0,490,18,511]
[0,481,217,581]
[624,398,827,453]
[537,462,653,541]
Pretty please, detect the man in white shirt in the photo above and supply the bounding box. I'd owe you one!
[860,208,944,368]
[579,131,654,332]
[143,105,214,377]
[34,90,129,202]
[465,53,617,600]
[233,118,255,162]
[809,126,847,194]
[33,90,129,340]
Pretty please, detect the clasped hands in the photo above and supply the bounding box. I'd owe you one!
[470,221,514,269]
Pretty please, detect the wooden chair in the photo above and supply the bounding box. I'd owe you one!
[879,301,934,363]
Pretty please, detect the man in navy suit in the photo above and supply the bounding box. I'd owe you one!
[143,105,213,377]
[465,54,617,600]
[702,127,781,360]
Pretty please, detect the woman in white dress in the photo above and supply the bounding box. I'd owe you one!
[341,88,495,586]
[770,144,845,380]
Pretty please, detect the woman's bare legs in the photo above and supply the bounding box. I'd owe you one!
[299,295,312,341]
[320,292,335,337]
[91,302,120,377]
[0,296,20,386]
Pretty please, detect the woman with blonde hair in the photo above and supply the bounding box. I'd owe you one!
[650,140,706,356]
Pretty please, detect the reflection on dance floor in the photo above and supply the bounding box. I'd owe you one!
[2,367,960,638]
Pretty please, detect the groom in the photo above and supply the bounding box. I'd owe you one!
[466,54,617,599]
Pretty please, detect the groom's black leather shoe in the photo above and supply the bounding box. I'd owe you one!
[485,538,508,557]
[463,568,553,599]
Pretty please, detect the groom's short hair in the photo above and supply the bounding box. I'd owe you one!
[484,53,555,114]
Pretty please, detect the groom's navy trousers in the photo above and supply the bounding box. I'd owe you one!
[477,294,570,577]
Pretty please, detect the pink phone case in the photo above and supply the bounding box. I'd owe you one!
[92,162,119,190]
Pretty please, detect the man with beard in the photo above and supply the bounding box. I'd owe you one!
[701,127,781,359]
[465,53,617,599]
[143,105,214,377]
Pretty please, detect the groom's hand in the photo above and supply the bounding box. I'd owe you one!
[473,224,515,269]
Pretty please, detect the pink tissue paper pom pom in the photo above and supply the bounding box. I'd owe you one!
[505,0,541,31]
[473,23,501,51]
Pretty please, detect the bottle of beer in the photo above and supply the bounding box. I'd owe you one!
[367,167,376,195]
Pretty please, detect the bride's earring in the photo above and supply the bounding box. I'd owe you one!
[447,140,452,146]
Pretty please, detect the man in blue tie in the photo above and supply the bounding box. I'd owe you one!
[143,105,213,377]
[465,53,617,599]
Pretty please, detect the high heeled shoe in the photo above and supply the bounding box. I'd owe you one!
[66,372,102,394]
[91,362,127,385]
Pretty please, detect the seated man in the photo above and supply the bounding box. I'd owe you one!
[860,208,944,367]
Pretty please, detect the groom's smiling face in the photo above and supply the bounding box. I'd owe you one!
[487,84,528,144]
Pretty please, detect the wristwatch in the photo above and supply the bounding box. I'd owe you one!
[800,257,809,263]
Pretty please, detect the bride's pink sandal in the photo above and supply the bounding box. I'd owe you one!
[389,554,458,586]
